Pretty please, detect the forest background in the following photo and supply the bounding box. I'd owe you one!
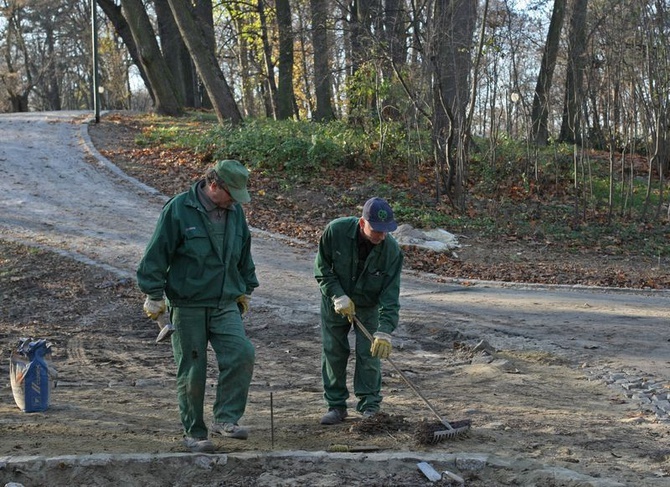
[1,0,670,283]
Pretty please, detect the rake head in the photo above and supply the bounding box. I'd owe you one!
[415,419,472,445]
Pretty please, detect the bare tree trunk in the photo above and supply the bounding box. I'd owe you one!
[121,0,183,115]
[193,0,215,110]
[230,15,256,118]
[1,3,33,112]
[463,0,490,192]
[45,26,61,110]
[379,0,406,119]
[384,0,406,69]
[8,93,29,112]
[276,0,297,119]
[430,0,477,207]
[154,0,198,108]
[310,0,335,121]
[97,0,155,104]
[296,12,315,117]
[258,0,278,119]
[560,0,589,144]
[166,0,242,125]
[530,0,567,146]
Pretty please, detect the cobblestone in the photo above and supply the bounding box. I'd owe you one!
[585,366,670,423]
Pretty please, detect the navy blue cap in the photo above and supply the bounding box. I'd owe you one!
[362,197,397,232]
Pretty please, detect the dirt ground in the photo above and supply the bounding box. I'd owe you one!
[0,112,669,486]
[4,240,670,487]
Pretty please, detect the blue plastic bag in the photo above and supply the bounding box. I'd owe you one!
[9,338,57,413]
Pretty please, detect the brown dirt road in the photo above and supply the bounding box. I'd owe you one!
[0,111,669,486]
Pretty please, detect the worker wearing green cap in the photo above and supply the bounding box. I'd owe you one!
[137,159,258,453]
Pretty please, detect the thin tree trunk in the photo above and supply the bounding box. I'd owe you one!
[310,0,335,121]
[97,0,155,103]
[258,0,278,119]
[560,0,589,144]
[530,0,567,146]
[193,0,215,110]
[276,0,297,119]
[122,0,183,116]
[296,12,315,117]
[384,0,405,69]
[154,0,197,108]
[167,0,242,125]
[431,0,477,206]
[230,15,256,118]
[45,26,61,110]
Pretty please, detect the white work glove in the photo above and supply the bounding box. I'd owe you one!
[143,296,166,320]
[371,332,392,359]
[236,294,251,316]
[333,295,355,321]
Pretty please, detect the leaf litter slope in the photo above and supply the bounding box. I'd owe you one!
[89,112,670,290]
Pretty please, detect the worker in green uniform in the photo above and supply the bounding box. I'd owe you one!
[137,160,258,453]
[314,197,403,425]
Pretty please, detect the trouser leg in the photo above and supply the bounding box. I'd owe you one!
[210,304,255,424]
[321,304,352,409]
[353,316,382,412]
[171,306,208,439]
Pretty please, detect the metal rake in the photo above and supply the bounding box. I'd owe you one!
[352,315,470,442]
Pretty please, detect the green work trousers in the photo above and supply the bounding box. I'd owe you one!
[320,297,382,413]
[171,304,255,439]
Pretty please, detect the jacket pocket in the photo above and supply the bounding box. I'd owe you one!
[182,227,210,257]
[362,267,386,296]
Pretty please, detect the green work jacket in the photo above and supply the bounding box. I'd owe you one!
[137,180,258,308]
[314,216,403,334]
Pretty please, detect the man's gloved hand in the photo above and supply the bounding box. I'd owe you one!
[370,332,392,359]
[333,295,355,321]
[236,295,251,316]
[143,296,166,320]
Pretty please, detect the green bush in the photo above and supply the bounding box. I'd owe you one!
[136,112,432,179]
[205,119,377,179]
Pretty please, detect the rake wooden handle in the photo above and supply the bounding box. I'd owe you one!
[351,315,453,430]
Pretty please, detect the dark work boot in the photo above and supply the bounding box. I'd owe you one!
[320,408,348,425]
[362,408,379,419]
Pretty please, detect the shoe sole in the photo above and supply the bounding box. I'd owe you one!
[211,426,249,440]
[223,432,248,440]
[320,413,348,425]
[184,441,215,453]
[320,419,344,425]
[189,445,215,453]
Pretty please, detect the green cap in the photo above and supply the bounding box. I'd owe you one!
[214,160,251,203]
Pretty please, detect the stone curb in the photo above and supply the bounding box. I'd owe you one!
[0,450,626,486]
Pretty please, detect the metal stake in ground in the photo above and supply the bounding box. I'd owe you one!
[270,391,275,450]
[352,315,471,442]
